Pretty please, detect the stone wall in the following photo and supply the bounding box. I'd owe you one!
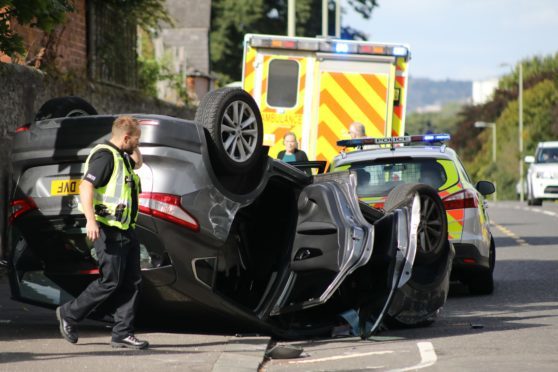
[0,62,196,259]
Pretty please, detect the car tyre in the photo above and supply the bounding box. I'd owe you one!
[384,183,448,265]
[35,96,97,121]
[468,239,495,295]
[195,88,264,174]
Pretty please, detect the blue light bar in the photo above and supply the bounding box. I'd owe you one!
[337,133,451,148]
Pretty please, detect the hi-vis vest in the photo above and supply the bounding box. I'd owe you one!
[80,144,140,230]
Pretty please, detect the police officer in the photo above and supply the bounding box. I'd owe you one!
[56,115,148,349]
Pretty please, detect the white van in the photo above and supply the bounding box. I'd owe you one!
[525,141,558,205]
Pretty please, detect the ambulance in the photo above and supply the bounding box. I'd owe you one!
[241,33,411,162]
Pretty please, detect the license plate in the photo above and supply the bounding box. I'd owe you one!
[51,179,81,196]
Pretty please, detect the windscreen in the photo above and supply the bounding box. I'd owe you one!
[350,158,448,197]
[536,147,558,163]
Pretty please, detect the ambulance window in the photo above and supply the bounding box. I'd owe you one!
[267,59,299,108]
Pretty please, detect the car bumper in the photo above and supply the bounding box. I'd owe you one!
[531,178,558,199]
[451,242,490,273]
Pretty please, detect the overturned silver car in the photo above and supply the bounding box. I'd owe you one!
[7,88,453,338]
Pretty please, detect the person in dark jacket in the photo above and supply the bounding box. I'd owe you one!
[277,132,311,175]
[277,132,309,163]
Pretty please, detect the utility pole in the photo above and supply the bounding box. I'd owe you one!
[322,0,328,36]
[288,0,295,36]
[335,0,341,38]
[519,62,524,202]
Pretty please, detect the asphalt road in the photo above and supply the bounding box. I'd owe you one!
[2,201,558,371]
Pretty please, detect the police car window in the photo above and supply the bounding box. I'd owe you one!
[267,59,299,108]
[454,156,472,183]
[352,158,447,197]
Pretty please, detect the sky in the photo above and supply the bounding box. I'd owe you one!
[344,0,558,81]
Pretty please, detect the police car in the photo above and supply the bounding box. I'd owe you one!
[332,134,496,295]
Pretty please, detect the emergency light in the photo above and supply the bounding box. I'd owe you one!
[337,133,451,148]
[248,35,410,60]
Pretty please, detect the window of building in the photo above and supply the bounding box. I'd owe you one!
[88,1,137,88]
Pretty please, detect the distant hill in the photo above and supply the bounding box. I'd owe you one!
[406,77,472,113]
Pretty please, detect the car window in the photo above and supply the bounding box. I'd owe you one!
[536,147,558,163]
[454,155,472,183]
[350,158,448,197]
[267,59,299,108]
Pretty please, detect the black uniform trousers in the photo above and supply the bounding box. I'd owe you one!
[61,223,142,340]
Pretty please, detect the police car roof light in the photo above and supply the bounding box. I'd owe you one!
[336,133,451,148]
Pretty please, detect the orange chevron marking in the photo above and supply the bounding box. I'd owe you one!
[329,72,386,131]
[316,121,342,160]
[319,89,353,127]
[362,74,388,102]
[396,76,406,88]
[447,209,464,222]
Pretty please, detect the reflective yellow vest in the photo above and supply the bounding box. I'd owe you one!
[80,144,140,230]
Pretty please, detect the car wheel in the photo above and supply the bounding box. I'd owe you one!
[385,240,454,328]
[527,185,543,206]
[35,96,97,121]
[384,183,448,265]
[195,88,263,173]
[468,239,495,295]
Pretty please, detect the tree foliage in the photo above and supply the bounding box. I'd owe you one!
[0,0,74,57]
[0,0,171,60]
[210,0,378,84]
[449,53,558,199]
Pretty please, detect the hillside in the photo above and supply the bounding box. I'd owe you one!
[407,77,472,113]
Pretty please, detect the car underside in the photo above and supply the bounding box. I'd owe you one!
[6,89,454,339]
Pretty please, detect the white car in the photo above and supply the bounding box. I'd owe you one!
[525,141,558,206]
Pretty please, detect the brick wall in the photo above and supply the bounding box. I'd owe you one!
[0,0,87,74]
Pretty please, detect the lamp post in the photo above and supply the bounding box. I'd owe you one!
[518,62,524,202]
[474,121,496,163]
[500,62,524,201]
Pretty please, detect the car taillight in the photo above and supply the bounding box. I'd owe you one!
[139,192,199,232]
[442,189,478,210]
[9,198,38,224]
[15,123,31,133]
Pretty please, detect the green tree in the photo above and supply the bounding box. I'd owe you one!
[0,0,74,58]
[210,0,378,84]
[449,53,558,199]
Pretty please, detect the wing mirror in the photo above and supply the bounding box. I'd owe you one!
[525,155,535,164]
[476,180,495,196]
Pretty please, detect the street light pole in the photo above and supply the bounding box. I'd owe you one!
[518,62,524,202]
[322,0,328,36]
[288,0,295,36]
[474,121,496,163]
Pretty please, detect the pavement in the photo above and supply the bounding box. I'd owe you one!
[0,269,271,372]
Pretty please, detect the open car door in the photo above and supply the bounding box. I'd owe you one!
[270,172,374,315]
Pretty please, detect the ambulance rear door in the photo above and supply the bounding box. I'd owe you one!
[243,45,314,159]
[312,55,396,161]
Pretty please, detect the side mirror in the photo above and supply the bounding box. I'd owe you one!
[476,180,495,196]
[525,155,535,163]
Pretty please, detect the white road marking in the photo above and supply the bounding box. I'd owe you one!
[287,350,394,364]
[0,319,11,324]
[388,342,437,371]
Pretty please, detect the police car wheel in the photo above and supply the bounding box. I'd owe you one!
[195,87,263,173]
[35,96,98,121]
[384,183,448,265]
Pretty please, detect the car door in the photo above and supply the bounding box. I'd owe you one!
[269,171,374,315]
